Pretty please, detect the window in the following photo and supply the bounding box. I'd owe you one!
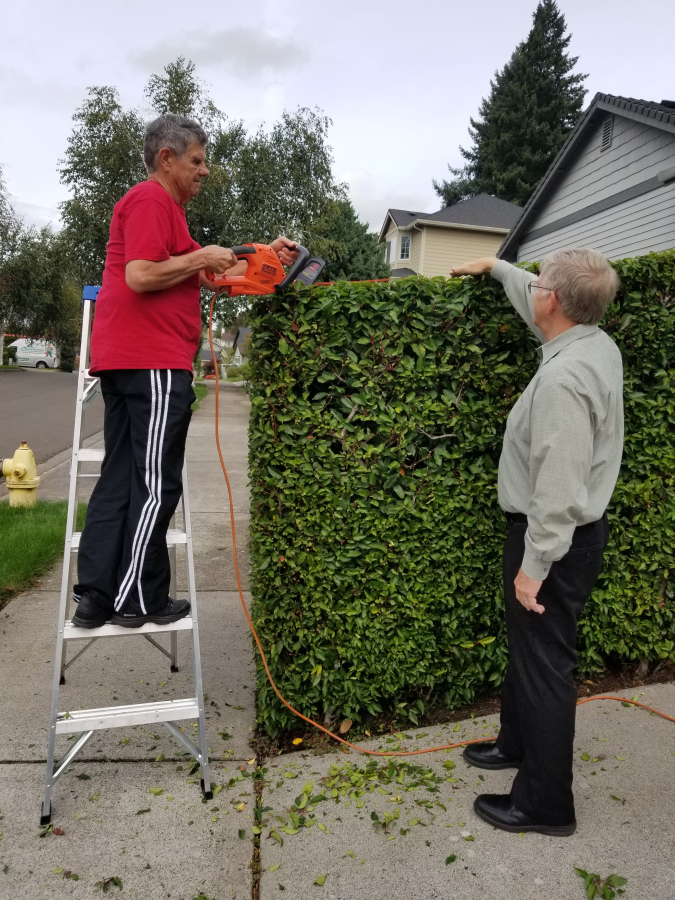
[400,235,411,260]
[601,116,614,152]
[386,237,396,263]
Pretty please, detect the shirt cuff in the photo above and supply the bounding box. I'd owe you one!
[490,259,514,284]
[521,547,551,581]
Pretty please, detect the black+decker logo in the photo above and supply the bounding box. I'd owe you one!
[261,263,277,276]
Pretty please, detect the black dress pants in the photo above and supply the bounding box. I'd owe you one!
[495,515,609,825]
[76,369,195,616]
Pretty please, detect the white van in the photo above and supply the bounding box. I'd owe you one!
[9,338,58,369]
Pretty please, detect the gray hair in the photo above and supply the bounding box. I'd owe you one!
[540,247,620,325]
[143,113,208,174]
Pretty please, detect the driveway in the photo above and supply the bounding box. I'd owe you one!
[0,369,104,464]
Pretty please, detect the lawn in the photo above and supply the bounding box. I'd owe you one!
[191,383,208,410]
[0,501,86,606]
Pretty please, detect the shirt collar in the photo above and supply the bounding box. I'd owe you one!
[537,324,599,365]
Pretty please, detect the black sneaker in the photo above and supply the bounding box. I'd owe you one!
[71,592,112,628]
[111,598,191,628]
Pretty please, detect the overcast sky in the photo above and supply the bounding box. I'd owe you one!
[1,0,674,236]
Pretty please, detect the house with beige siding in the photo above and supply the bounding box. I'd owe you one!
[378,193,522,278]
[499,94,675,262]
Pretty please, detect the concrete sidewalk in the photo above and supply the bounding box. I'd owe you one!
[0,384,257,899]
[1,385,674,899]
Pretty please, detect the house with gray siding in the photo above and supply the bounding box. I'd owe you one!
[499,94,675,263]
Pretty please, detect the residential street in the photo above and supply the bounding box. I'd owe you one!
[0,385,673,899]
[0,369,104,464]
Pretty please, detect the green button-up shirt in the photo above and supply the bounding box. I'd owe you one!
[491,260,624,580]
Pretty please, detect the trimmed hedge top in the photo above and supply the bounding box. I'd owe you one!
[248,251,675,735]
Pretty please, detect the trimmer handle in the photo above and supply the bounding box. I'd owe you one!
[229,245,258,257]
[275,245,310,292]
[203,245,258,283]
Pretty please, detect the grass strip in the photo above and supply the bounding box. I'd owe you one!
[191,383,209,411]
[0,500,86,606]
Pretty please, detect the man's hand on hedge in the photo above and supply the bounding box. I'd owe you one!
[450,257,498,277]
[271,236,301,267]
[514,568,545,614]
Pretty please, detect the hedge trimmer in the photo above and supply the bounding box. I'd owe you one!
[205,243,325,296]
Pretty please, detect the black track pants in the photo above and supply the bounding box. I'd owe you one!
[495,516,609,825]
[75,369,195,616]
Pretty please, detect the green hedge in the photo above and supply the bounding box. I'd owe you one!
[248,251,675,735]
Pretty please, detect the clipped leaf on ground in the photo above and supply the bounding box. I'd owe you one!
[315,874,327,886]
[94,875,123,893]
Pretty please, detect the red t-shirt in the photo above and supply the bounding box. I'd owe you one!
[90,180,202,373]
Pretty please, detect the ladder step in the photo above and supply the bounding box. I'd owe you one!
[64,618,193,640]
[69,528,187,550]
[78,448,105,462]
[56,698,200,733]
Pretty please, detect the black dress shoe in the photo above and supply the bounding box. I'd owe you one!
[71,592,112,628]
[463,741,522,770]
[474,794,576,836]
[111,598,191,628]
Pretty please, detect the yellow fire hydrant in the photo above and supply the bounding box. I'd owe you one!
[2,441,40,507]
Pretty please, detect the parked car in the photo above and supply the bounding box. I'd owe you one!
[8,338,57,368]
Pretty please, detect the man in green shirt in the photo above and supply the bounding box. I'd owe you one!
[450,248,623,836]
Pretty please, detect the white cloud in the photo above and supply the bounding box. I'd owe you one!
[342,168,439,235]
[0,65,81,111]
[14,200,61,230]
[129,28,309,78]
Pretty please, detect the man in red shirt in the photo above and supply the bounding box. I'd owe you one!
[72,113,298,628]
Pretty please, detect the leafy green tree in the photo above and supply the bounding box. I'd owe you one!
[0,166,23,362]
[318,199,390,282]
[0,166,21,265]
[0,225,79,362]
[59,87,146,284]
[433,0,587,207]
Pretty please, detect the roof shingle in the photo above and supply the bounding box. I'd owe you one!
[383,193,522,237]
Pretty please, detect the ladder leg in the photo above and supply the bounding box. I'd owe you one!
[169,533,178,671]
[181,465,212,798]
[42,298,95,820]
[58,551,74,684]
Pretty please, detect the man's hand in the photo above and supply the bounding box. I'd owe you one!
[271,236,300,267]
[514,568,545,614]
[449,257,498,278]
[202,245,238,275]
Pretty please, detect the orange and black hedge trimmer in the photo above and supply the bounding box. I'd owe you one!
[206,243,325,295]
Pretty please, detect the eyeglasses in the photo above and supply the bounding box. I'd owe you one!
[527,282,554,295]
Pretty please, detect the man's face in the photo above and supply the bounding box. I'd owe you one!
[532,279,554,329]
[168,141,209,204]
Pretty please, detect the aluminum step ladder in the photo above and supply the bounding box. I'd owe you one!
[41,285,211,824]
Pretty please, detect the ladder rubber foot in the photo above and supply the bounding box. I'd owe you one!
[171,666,179,672]
[40,806,52,826]
[201,779,213,800]
[59,675,66,685]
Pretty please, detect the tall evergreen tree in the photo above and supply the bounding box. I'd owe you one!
[433,0,587,207]
[318,200,390,282]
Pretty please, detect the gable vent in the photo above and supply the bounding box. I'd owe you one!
[601,116,614,152]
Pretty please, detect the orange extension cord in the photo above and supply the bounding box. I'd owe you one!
[207,294,675,757]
